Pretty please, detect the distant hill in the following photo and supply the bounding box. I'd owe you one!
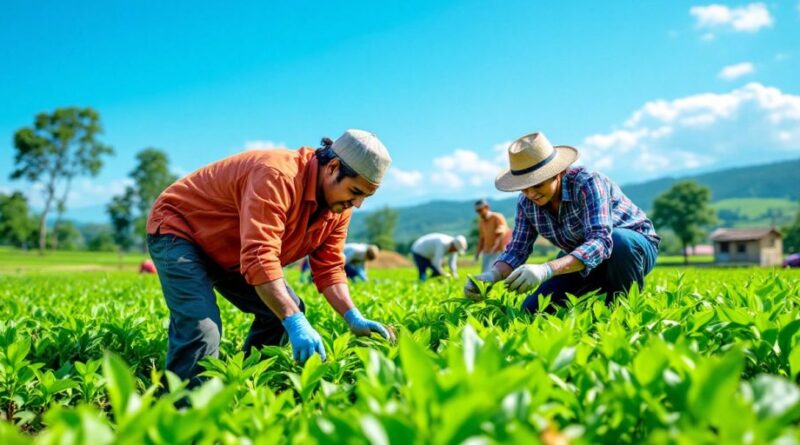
[348,158,800,244]
[621,158,800,211]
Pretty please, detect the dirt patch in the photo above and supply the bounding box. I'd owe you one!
[371,250,412,268]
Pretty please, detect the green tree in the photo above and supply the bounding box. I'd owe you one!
[107,187,135,252]
[364,206,398,250]
[87,230,116,252]
[0,192,38,249]
[130,148,178,248]
[783,203,800,254]
[108,148,176,252]
[651,180,717,265]
[10,107,114,253]
[47,221,85,251]
[468,219,480,257]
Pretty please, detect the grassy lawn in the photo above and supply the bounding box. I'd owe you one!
[0,246,148,273]
[0,247,768,274]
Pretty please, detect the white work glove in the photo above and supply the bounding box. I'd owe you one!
[464,268,502,300]
[504,264,553,293]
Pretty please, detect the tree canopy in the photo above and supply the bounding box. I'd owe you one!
[107,147,177,252]
[0,192,37,249]
[364,206,398,251]
[11,107,113,252]
[651,180,717,265]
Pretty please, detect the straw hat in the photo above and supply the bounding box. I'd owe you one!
[332,129,391,185]
[494,132,579,192]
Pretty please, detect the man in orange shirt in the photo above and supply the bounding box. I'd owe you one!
[473,199,510,273]
[146,130,394,387]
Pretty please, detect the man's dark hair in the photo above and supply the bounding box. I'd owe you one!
[315,137,358,182]
[474,199,489,207]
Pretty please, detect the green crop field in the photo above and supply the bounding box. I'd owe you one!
[0,248,147,273]
[0,248,716,275]
[1,266,800,444]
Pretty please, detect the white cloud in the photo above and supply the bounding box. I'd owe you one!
[691,4,732,26]
[430,149,503,190]
[581,82,800,183]
[242,140,286,151]
[388,168,423,187]
[430,170,464,190]
[24,177,135,211]
[491,140,512,163]
[586,128,675,151]
[718,62,755,80]
[173,166,190,178]
[690,3,773,33]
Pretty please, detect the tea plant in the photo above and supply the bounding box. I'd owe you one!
[0,267,799,444]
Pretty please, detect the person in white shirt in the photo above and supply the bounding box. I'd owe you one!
[410,233,467,281]
[343,243,379,282]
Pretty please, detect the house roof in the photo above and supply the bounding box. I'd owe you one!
[709,228,781,242]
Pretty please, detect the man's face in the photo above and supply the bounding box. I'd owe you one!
[321,160,379,214]
[475,205,489,219]
[522,174,560,207]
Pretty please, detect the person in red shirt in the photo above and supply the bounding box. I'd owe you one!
[139,259,157,274]
[146,129,394,387]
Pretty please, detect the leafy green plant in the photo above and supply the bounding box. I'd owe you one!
[0,268,799,443]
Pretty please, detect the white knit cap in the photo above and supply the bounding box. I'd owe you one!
[332,129,391,185]
[453,235,467,254]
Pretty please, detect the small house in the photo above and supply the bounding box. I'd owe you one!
[709,228,783,266]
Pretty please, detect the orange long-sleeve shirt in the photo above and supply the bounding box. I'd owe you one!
[146,147,349,291]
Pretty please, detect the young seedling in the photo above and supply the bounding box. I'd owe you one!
[467,275,493,301]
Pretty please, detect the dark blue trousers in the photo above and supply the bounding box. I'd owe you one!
[147,233,304,388]
[522,229,658,313]
[412,252,442,281]
[344,263,368,281]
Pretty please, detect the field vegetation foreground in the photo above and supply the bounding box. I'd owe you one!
[1,267,799,444]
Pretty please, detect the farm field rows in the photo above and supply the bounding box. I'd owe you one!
[1,266,800,444]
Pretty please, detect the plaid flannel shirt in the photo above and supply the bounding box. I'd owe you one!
[496,167,660,277]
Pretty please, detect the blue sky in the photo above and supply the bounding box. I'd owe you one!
[2,1,799,222]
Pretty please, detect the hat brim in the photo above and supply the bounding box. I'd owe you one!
[494,146,579,192]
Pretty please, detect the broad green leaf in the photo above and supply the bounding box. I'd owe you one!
[779,319,800,358]
[102,353,140,423]
[461,323,483,373]
[790,346,800,379]
[688,347,745,424]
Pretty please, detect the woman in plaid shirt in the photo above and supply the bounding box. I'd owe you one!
[464,131,660,312]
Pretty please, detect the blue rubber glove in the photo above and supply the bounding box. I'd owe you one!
[344,308,395,341]
[282,312,326,364]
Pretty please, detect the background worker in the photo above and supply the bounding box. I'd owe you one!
[343,243,380,281]
[473,199,511,273]
[411,233,467,281]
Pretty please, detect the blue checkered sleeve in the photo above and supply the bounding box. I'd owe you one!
[569,174,614,276]
[496,196,537,269]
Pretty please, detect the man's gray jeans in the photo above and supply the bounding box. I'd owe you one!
[147,232,303,388]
